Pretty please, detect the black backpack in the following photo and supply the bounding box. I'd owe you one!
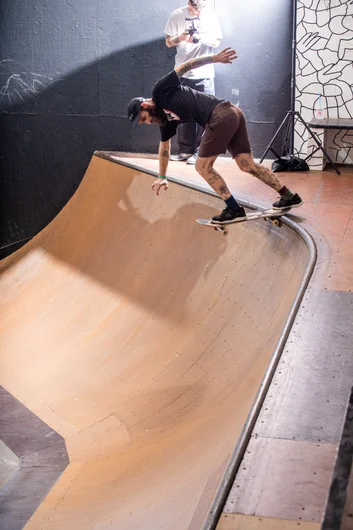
[272,155,309,172]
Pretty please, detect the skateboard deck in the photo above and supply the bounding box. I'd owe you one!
[196,208,291,235]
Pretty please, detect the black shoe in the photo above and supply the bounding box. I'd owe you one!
[169,153,192,162]
[272,193,303,210]
[211,206,246,224]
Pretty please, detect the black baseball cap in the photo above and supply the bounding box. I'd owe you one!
[127,97,146,130]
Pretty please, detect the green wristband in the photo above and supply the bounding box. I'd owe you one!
[158,175,167,179]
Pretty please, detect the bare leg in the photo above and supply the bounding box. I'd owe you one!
[234,152,284,192]
[195,155,232,199]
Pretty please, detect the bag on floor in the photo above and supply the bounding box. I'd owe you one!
[272,155,309,172]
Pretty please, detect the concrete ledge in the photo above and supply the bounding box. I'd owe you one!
[322,387,353,530]
[0,386,69,530]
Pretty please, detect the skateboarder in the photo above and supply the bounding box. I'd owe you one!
[127,47,303,224]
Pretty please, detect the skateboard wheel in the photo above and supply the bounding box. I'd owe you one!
[223,230,228,236]
[272,219,280,227]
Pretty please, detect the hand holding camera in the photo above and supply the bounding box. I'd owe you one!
[185,17,200,44]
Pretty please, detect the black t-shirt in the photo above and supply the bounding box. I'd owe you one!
[152,70,222,141]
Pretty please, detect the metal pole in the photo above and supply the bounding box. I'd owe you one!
[289,0,297,154]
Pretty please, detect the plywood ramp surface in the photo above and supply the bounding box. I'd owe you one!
[0,155,309,530]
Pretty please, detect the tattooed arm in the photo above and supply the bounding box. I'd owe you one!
[166,32,220,49]
[165,32,189,48]
[152,140,171,196]
[175,47,237,79]
[158,140,170,177]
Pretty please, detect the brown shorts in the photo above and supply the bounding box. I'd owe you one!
[198,101,251,158]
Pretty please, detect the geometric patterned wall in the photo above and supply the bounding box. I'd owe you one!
[295,0,353,166]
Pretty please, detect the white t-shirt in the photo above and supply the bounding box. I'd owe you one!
[164,6,223,80]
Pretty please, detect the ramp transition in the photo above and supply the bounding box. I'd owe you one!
[0,155,309,530]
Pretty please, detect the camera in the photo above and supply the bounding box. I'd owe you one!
[186,17,200,44]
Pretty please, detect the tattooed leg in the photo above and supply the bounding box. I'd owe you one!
[195,156,232,199]
[203,168,231,199]
[235,153,284,192]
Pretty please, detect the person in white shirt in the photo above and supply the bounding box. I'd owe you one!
[164,0,222,164]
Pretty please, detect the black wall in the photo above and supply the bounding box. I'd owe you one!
[0,0,292,257]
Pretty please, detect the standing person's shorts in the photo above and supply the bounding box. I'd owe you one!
[198,101,251,158]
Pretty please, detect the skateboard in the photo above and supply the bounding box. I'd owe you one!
[196,208,291,236]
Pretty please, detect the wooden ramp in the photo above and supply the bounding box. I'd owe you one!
[0,155,309,530]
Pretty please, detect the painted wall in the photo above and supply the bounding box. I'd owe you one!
[294,0,353,165]
[0,0,292,256]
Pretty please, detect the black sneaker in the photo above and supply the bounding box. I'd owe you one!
[169,153,192,162]
[211,206,246,224]
[272,193,303,210]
